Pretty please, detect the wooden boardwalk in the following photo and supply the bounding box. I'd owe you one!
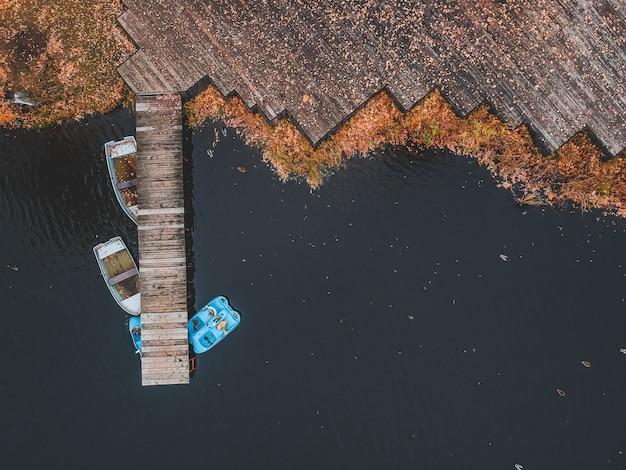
[136,94,189,386]
[117,0,626,155]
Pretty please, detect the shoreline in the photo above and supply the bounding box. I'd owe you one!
[2,0,626,216]
[185,84,626,216]
[4,78,626,217]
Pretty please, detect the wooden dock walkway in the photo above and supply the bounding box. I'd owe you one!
[135,94,189,386]
[117,0,626,155]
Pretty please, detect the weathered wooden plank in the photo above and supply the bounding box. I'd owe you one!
[142,364,187,374]
[142,344,189,356]
[140,295,187,307]
[141,319,186,328]
[139,238,186,247]
[141,300,188,310]
[142,369,190,380]
[139,272,187,280]
[138,243,183,256]
[140,257,187,267]
[141,312,188,324]
[138,279,187,288]
[137,211,185,225]
[142,338,189,347]
[142,323,188,332]
[138,230,183,241]
[138,207,185,216]
[141,324,189,343]
[142,271,186,281]
[142,377,190,386]
[140,279,187,288]
[142,367,188,376]
[141,303,188,312]
[141,358,188,369]
[141,356,189,366]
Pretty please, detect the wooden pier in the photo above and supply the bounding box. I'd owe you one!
[117,0,625,155]
[135,94,189,386]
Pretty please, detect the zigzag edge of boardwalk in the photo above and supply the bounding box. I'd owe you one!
[116,0,626,156]
[135,94,190,386]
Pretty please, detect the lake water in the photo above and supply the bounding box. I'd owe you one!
[1,107,626,469]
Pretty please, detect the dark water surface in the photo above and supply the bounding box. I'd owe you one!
[1,108,626,469]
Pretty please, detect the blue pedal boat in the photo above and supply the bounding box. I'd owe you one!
[188,296,241,354]
[129,316,142,356]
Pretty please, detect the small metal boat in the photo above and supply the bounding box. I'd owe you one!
[129,316,142,356]
[93,236,141,315]
[188,296,241,354]
[104,136,138,224]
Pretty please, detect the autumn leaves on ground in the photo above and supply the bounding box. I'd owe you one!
[0,0,133,126]
[2,1,626,216]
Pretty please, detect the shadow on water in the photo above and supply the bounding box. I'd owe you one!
[0,107,138,265]
[2,113,626,469]
[182,119,197,376]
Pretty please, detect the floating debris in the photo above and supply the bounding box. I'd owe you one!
[621,348,626,355]
[581,360,592,367]
[499,254,510,262]
[6,91,39,106]
[556,388,566,397]
[408,315,414,320]
[237,166,247,173]
[207,149,214,158]
[7,264,18,271]
[515,465,524,470]
[221,128,227,136]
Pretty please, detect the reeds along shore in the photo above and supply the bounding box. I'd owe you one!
[185,86,626,216]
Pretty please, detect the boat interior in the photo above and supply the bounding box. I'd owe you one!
[191,310,238,349]
[113,154,138,208]
[103,250,140,299]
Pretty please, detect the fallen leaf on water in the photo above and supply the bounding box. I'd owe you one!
[581,360,591,367]
[237,166,247,173]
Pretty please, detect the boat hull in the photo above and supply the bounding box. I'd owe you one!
[104,136,138,225]
[129,316,142,355]
[93,236,141,315]
[188,296,241,354]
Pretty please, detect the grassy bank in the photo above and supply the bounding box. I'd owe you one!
[185,85,626,215]
[0,0,134,127]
